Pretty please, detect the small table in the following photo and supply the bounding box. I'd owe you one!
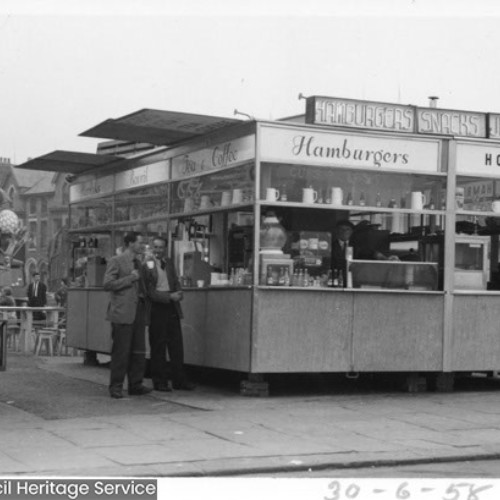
[0,306,65,353]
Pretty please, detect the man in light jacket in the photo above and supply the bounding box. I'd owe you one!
[103,232,152,399]
[143,236,194,392]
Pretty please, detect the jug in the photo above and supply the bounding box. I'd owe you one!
[184,197,194,212]
[199,195,211,209]
[232,188,243,204]
[302,187,318,204]
[410,191,426,210]
[330,187,343,206]
[221,191,231,206]
[265,187,280,202]
[455,187,465,209]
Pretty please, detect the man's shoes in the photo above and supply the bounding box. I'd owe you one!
[128,385,153,396]
[109,389,123,399]
[173,381,196,391]
[153,382,172,392]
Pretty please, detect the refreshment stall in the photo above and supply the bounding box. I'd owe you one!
[17,99,500,392]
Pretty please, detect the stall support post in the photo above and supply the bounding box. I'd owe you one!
[435,372,455,392]
[442,139,458,374]
[0,320,7,371]
[240,373,269,397]
[405,373,427,393]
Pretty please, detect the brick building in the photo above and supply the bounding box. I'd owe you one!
[0,157,70,291]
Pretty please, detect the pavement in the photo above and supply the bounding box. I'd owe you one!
[2,351,500,477]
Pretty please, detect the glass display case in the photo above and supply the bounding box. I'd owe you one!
[454,234,490,290]
[257,161,447,290]
[349,260,439,290]
[170,164,255,215]
[71,233,111,286]
[70,196,113,229]
[260,163,447,214]
[114,184,170,223]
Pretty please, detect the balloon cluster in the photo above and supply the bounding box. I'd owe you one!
[0,209,20,235]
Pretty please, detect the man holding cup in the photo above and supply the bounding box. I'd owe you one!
[103,232,152,399]
[143,237,195,392]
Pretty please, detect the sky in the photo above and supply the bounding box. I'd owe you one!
[2,0,500,164]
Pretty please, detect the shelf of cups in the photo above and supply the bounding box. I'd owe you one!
[259,200,445,215]
[456,210,500,217]
[170,202,254,218]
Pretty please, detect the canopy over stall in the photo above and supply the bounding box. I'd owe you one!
[79,108,242,146]
[16,150,123,175]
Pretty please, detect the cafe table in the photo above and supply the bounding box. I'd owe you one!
[0,306,65,353]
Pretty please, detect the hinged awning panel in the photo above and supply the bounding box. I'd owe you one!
[15,150,121,174]
[79,109,241,145]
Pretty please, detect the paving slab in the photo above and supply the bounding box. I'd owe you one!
[2,353,500,477]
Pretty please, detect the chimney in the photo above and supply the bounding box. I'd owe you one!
[428,96,439,108]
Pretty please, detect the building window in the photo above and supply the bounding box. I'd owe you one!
[8,186,15,206]
[28,221,37,249]
[40,220,48,248]
[53,218,62,234]
[29,198,37,215]
[62,182,70,205]
[41,198,48,214]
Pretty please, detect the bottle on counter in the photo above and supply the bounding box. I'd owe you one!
[266,267,274,286]
[280,184,288,202]
[327,270,333,287]
[346,271,353,289]
[333,269,340,288]
[283,267,291,287]
[338,269,344,288]
[297,269,304,287]
[278,267,286,286]
[346,192,353,206]
[359,192,366,206]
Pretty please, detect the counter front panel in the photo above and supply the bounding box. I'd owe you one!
[182,288,252,371]
[352,292,444,371]
[451,294,500,370]
[67,288,111,353]
[252,288,353,373]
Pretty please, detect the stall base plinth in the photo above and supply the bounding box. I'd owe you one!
[83,350,99,366]
[405,373,427,393]
[240,380,269,397]
[435,372,455,392]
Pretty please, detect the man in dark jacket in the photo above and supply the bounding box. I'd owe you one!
[27,272,47,320]
[143,237,194,392]
[103,232,152,399]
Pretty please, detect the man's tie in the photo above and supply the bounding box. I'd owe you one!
[160,260,166,270]
[33,283,38,297]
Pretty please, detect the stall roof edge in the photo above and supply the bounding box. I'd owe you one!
[15,150,122,174]
[79,108,243,145]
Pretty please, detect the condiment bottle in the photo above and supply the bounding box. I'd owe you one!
[283,267,291,286]
[327,270,333,287]
[278,267,286,286]
[266,267,274,286]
